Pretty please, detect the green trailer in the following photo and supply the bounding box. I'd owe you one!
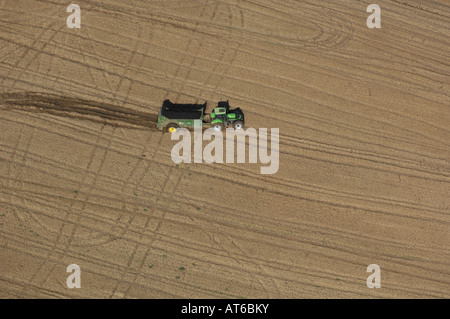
[157,99,244,132]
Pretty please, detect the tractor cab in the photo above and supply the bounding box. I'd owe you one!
[211,106,227,118]
[211,101,230,119]
[217,101,230,109]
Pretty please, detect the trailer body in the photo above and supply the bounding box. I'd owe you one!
[157,99,206,132]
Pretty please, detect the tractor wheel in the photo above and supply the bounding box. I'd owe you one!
[166,123,179,133]
[203,114,212,123]
[233,120,244,130]
[212,123,224,132]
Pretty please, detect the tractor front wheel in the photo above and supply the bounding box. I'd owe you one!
[232,120,244,130]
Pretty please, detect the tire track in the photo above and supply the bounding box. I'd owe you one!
[2,197,448,298]
[1,115,448,224]
[1,0,449,298]
[0,92,158,129]
[5,21,446,154]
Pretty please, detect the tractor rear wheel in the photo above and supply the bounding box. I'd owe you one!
[233,120,244,130]
[166,123,179,133]
[212,123,224,132]
[203,114,212,123]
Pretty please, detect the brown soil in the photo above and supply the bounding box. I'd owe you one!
[0,0,449,298]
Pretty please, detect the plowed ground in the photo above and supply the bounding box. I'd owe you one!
[0,0,449,298]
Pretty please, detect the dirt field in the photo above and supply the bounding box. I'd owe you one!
[1,0,449,298]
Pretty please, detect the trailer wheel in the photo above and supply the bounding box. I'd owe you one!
[213,123,224,132]
[233,120,244,130]
[166,123,179,133]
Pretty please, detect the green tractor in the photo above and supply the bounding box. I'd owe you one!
[210,101,245,131]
